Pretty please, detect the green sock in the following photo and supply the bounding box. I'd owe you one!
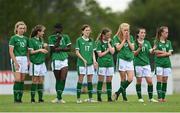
[156,82,162,99]
[38,84,43,100]
[162,82,167,99]
[88,82,93,99]
[13,81,18,101]
[77,82,82,99]
[56,81,62,100]
[31,84,37,100]
[19,82,24,101]
[122,80,131,100]
[62,80,66,91]
[16,82,21,101]
[136,84,142,99]
[124,80,131,89]
[106,82,112,99]
[97,81,103,99]
[148,85,153,99]
[117,81,125,94]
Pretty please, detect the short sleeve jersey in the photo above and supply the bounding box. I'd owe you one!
[96,40,114,67]
[9,35,28,56]
[29,37,47,64]
[113,35,134,61]
[75,37,96,66]
[134,40,152,66]
[154,40,173,68]
[48,34,71,61]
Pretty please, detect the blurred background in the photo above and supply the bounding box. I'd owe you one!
[0,0,180,93]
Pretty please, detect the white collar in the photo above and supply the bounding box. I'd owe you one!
[82,36,89,41]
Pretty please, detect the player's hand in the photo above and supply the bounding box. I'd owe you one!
[15,62,20,71]
[43,43,48,48]
[39,49,48,54]
[93,61,98,69]
[83,59,87,67]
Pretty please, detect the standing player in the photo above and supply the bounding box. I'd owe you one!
[75,24,98,103]
[154,26,173,102]
[28,25,48,103]
[49,23,71,103]
[96,28,115,102]
[113,23,134,101]
[9,21,28,103]
[134,28,158,103]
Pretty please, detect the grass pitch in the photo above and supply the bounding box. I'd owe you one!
[0,92,180,112]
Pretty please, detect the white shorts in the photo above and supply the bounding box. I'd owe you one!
[11,56,28,73]
[51,59,68,70]
[78,65,94,75]
[29,62,47,76]
[135,65,152,77]
[156,67,172,77]
[98,67,114,76]
[118,59,134,71]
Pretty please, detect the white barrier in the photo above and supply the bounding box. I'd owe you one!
[0,71,173,95]
[44,71,173,95]
[0,71,14,94]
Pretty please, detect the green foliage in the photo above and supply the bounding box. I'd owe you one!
[0,0,180,70]
[120,0,180,52]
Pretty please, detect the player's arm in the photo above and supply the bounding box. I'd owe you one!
[29,48,48,54]
[75,49,87,66]
[127,38,134,51]
[115,39,126,51]
[51,45,71,52]
[134,42,142,56]
[108,40,115,54]
[93,51,98,69]
[9,46,19,70]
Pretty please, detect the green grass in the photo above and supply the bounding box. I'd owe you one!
[0,92,180,112]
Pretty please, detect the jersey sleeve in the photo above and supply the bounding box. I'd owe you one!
[130,35,135,44]
[9,37,15,47]
[169,41,173,52]
[65,35,71,46]
[112,35,119,46]
[28,39,34,50]
[48,36,54,47]
[75,38,80,50]
[96,41,101,52]
[147,41,152,52]
[93,40,96,51]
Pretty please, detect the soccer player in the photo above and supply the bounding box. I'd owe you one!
[133,28,158,103]
[48,23,71,103]
[75,24,98,103]
[154,26,173,102]
[9,21,28,103]
[96,28,115,102]
[28,25,48,103]
[113,23,134,101]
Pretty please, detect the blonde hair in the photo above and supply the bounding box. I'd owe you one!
[115,23,130,41]
[14,21,27,34]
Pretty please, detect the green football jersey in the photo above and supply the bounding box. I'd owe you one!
[48,34,71,61]
[96,40,114,67]
[29,37,47,64]
[154,40,173,68]
[9,35,28,56]
[113,35,134,61]
[75,36,95,66]
[134,40,152,66]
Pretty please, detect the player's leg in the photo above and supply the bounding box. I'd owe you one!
[106,67,113,102]
[156,67,163,102]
